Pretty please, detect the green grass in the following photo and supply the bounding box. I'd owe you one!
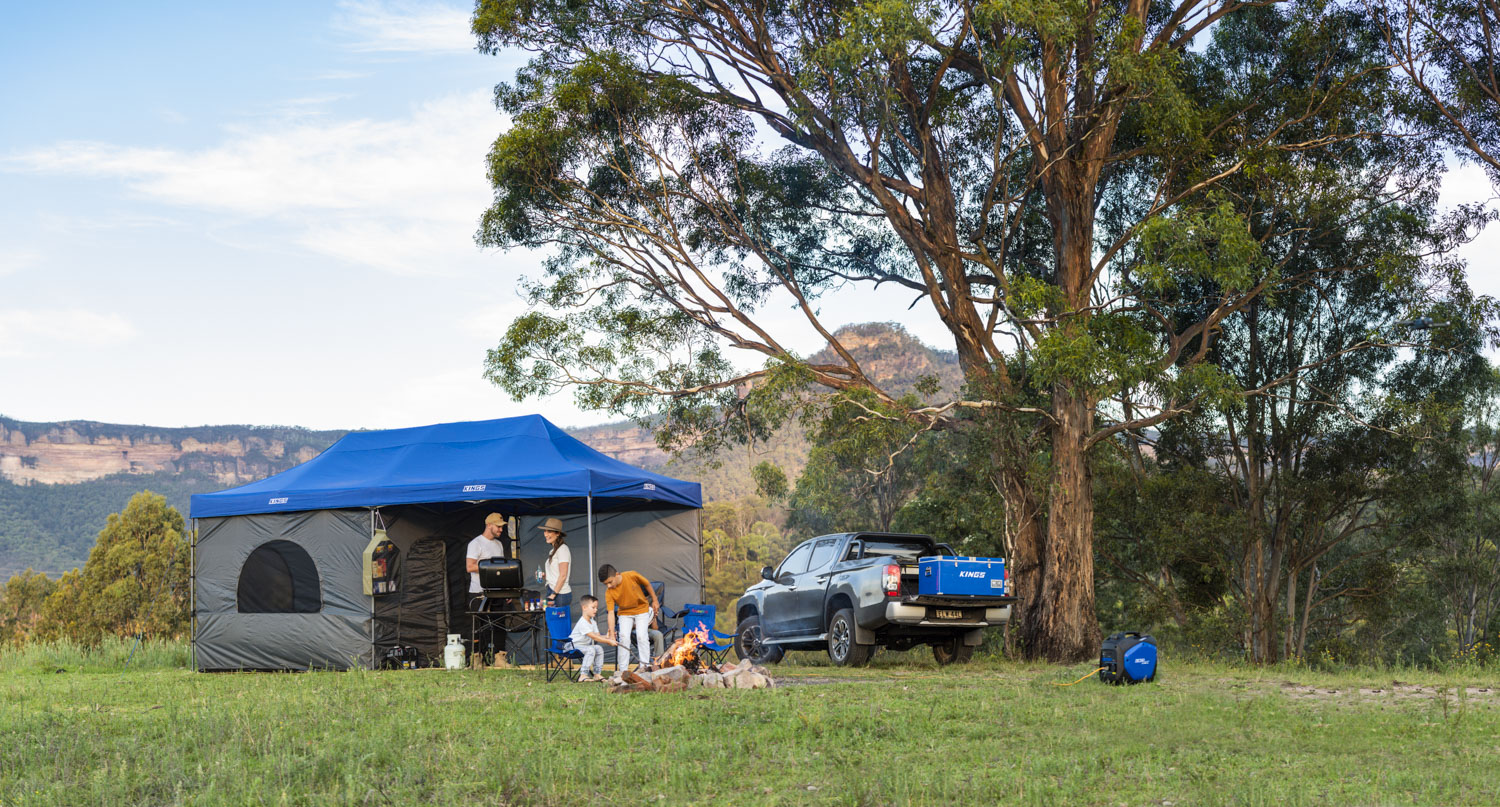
[0,637,189,675]
[2,645,1498,806]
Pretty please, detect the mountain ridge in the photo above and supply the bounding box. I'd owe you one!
[0,322,958,577]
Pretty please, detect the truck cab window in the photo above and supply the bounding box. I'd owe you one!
[776,543,814,577]
[858,539,933,562]
[807,539,839,571]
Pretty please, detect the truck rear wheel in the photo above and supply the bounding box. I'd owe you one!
[734,615,784,665]
[827,609,872,667]
[932,639,975,665]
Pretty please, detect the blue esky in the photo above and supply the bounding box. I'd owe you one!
[1,1,1496,431]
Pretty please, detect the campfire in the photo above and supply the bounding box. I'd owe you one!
[659,627,711,672]
[606,628,774,693]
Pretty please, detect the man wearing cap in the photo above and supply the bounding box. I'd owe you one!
[467,513,510,657]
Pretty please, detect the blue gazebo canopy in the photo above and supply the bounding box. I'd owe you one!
[189,415,701,518]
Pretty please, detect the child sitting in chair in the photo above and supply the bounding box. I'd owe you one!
[569,595,617,682]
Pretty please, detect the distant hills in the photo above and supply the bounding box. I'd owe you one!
[0,323,959,578]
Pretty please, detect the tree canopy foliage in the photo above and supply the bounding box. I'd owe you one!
[473,0,1494,659]
[0,492,189,646]
[1372,0,1500,182]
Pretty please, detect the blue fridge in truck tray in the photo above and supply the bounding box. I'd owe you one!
[918,556,1007,597]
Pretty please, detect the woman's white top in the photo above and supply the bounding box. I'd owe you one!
[545,542,572,594]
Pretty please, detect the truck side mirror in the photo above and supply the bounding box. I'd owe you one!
[760,565,775,581]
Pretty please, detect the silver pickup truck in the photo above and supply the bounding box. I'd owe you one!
[733,532,1016,666]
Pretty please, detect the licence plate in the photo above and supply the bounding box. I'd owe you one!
[934,609,963,620]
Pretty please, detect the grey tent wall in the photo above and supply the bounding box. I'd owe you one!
[193,509,372,671]
[515,507,701,663]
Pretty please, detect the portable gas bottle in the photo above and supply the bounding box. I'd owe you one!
[444,634,466,670]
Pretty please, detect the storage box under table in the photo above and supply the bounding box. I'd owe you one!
[918,556,1007,597]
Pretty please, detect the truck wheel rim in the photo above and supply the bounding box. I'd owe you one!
[832,619,850,659]
[743,625,762,658]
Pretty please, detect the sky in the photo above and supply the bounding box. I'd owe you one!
[0,1,1497,432]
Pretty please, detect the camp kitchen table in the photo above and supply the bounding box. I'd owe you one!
[468,607,544,669]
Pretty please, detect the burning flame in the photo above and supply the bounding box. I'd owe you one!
[660,626,710,668]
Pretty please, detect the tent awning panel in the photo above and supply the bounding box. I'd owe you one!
[189,415,701,518]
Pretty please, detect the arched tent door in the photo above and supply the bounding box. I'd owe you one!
[373,537,451,660]
[237,540,323,613]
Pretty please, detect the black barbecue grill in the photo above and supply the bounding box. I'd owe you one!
[470,557,543,667]
[477,557,524,598]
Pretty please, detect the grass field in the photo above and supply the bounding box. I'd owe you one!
[2,641,1499,806]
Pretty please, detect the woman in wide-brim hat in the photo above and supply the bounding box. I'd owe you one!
[541,517,572,609]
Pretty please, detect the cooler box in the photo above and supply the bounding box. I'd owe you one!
[918,556,1007,597]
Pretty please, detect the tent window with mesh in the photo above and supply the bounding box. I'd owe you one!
[237,540,322,613]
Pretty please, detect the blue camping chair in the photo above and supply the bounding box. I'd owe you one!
[544,606,584,683]
[682,604,735,667]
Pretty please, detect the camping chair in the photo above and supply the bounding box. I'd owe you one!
[681,604,735,667]
[651,581,682,650]
[543,606,584,683]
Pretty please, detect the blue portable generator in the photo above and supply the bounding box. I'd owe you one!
[1099,632,1157,684]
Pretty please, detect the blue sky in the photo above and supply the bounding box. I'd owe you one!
[1,1,1497,431]
[0,2,579,430]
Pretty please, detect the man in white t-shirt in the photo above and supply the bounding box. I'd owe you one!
[466,512,510,659]
[466,512,510,599]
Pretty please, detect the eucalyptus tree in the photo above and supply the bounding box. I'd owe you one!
[36,492,189,645]
[472,0,1469,660]
[1370,0,1500,182]
[786,389,936,534]
[1392,368,1500,657]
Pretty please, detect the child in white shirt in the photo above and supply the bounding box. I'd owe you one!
[569,595,618,681]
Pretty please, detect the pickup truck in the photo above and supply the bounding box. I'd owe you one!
[733,532,1015,666]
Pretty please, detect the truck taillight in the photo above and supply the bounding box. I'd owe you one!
[883,564,901,597]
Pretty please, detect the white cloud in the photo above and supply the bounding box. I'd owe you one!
[36,212,182,234]
[334,0,474,53]
[0,248,42,276]
[1440,160,1500,208]
[302,70,373,81]
[1438,161,1500,306]
[458,299,533,340]
[0,309,137,357]
[354,366,594,429]
[6,91,503,277]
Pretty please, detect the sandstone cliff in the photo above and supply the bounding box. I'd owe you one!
[0,419,339,487]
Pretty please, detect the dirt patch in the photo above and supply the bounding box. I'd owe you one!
[773,676,847,687]
[1279,681,1499,704]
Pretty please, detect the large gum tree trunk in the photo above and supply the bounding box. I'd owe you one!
[1002,463,1043,653]
[1021,382,1100,662]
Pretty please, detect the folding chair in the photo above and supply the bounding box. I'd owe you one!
[652,581,682,648]
[543,606,584,683]
[682,604,735,667]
